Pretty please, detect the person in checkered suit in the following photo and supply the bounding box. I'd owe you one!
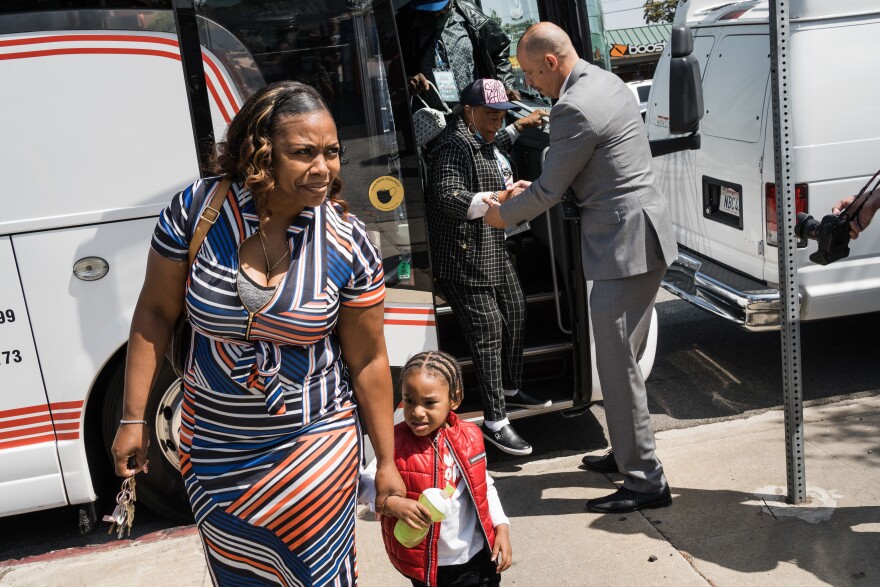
[426,78,549,455]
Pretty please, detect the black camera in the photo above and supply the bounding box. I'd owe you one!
[794,212,851,266]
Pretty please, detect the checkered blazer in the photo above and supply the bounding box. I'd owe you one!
[426,116,515,286]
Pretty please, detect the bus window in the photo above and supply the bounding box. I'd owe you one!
[194,0,432,295]
[479,0,541,98]
[0,1,173,34]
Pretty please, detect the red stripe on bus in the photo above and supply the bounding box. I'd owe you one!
[0,47,181,61]
[0,424,54,441]
[0,434,57,450]
[383,319,436,326]
[0,414,52,429]
[0,33,178,48]
[53,421,81,432]
[50,400,84,411]
[204,74,231,124]
[55,432,80,441]
[0,404,48,419]
[384,307,434,315]
[202,53,240,112]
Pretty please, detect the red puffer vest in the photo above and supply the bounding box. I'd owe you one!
[380,412,496,586]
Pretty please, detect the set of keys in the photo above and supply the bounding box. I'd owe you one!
[103,476,137,539]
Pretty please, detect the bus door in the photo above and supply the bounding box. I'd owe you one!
[0,238,67,516]
[399,0,590,419]
[190,0,439,377]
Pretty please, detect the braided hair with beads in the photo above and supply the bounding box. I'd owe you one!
[400,350,464,406]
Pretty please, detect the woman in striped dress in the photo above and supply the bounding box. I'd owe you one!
[111,81,405,585]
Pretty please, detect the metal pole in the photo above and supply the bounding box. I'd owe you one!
[768,0,806,504]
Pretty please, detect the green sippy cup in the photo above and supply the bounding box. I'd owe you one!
[393,484,455,548]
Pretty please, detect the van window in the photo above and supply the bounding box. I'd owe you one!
[700,34,769,143]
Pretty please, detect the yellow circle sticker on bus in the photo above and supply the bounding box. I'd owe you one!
[368,176,404,212]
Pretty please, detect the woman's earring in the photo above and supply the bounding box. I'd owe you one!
[467,121,477,135]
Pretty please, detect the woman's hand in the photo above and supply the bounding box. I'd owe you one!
[382,495,433,528]
[492,524,513,572]
[374,460,407,514]
[518,109,549,129]
[111,423,150,478]
[408,74,431,95]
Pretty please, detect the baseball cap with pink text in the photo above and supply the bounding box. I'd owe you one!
[459,78,521,111]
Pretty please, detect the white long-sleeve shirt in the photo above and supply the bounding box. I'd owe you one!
[466,125,521,220]
[358,440,509,566]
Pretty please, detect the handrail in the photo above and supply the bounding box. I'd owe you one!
[541,145,572,335]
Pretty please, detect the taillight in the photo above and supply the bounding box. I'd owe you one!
[720,9,749,20]
[765,183,808,247]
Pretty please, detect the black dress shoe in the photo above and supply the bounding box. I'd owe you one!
[581,450,619,474]
[505,390,551,410]
[586,486,672,513]
[481,424,533,456]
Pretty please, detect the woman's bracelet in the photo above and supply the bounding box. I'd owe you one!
[376,492,401,515]
[119,419,148,425]
[513,121,524,133]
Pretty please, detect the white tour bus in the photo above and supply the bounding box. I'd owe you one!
[0,0,669,523]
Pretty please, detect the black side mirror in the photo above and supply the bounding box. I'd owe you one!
[669,25,703,135]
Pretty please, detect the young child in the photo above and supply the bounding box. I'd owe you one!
[359,350,512,586]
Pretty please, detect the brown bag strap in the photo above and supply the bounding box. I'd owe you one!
[187,177,231,267]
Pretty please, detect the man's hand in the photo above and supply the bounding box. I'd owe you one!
[484,204,507,228]
[506,88,522,102]
[492,524,512,572]
[408,74,431,96]
[511,179,531,193]
[517,109,549,129]
[833,195,878,239]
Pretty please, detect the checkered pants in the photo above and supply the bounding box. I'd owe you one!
[439,258,526,422]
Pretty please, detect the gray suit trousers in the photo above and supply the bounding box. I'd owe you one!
[590,266,667,493]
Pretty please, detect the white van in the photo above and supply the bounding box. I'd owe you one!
[648,0,880,330]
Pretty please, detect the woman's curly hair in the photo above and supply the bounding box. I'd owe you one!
[210,80,348,215]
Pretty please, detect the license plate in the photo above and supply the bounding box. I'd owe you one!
[719,185,741,217]
[702,176,743,229]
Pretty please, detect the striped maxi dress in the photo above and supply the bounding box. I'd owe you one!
[152,177,386,586]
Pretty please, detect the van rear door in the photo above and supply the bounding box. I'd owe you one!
[684,30,771,277]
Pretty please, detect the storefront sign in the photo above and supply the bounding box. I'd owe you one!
[611,41,667,57]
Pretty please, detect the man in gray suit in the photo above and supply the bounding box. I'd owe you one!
[485,22,677,513]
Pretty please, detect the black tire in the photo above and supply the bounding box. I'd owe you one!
[102,360,194,523]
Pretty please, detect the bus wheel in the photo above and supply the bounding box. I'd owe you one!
[102,360,193,523]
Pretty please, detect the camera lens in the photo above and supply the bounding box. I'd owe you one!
[795,212,818,240]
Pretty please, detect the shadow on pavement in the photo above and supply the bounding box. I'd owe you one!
[648,299,880,424]
[495,462,879,586]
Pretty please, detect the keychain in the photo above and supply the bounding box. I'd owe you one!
[103,476,137,539]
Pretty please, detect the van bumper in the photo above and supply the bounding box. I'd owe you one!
[661,250,801,332]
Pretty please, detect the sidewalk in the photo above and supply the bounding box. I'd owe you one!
[2,396,879,586]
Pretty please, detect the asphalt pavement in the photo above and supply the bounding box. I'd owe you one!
[3,393,879,586]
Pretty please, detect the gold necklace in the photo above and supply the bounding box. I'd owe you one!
[258,229,289,279]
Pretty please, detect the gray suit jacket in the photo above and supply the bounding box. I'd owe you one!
[500,59,677,281]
